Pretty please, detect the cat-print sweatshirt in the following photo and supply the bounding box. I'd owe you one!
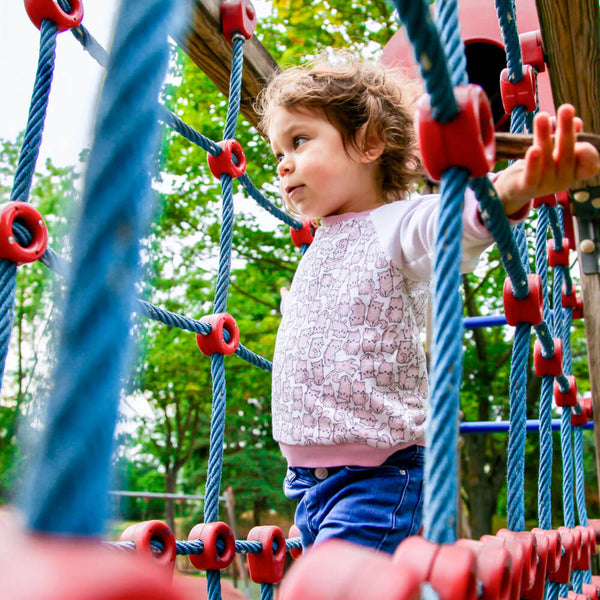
[271,190,530,467]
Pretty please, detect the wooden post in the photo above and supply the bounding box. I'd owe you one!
[173,0,278,129]
[535,0,600,503]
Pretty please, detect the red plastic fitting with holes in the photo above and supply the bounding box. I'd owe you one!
[583,584,600,600]
[221,0,257,44]
[247,526,286,584]
[534,338,563,378]
[188,521,236,571]
[288,524,302,560]
[393,535,439,583]
[428,544,478,600]
[24,0,83,32]
[496,530,537,592]
[520,30,546,72]
[554,375,578,407]
[572,297,584,320]
[571,403,588,426]
[119,520,177,581]
[503,274,544,326]
[573,525,592,571]
[501,65,538,114]
[562,284,578,309]
[533,194,557,209]
[480,534,525,600]
[548,238,570,267]
[0,202,48,265]
[415,84,495,182]
[587,523,598,556]
[290,219,318,248]
[196,313,240,357]
[549,527,575,584]
[523,530,549,600]
[207,140,246,179]
[531,528,562,574]
[456,539,513,600]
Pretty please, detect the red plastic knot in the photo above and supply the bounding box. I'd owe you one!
[501,65,538,115]
[207,139,246,180]
[573,525,592,571]
[520,30,546,72]
[290,219,318,248]
[523,530,550,600]
[561,284,578,309]
[187,521,236,571]
[531,528,562,574]
[503,274,544,327]
[119,520,177,581]
[455,539,513,600]
[247,526,286,584]
[534,338,563,378]
[571,401,589,426]
[0,202,48,265]
[196,313,240,357]
[496,530,538,593]
[24,0,83,32]
[554,375,578,407]
[221,0,257,44]
[288,524,302,560]
[480,534,526,600]
[415,84,496,182]
[278,539,421,600]
[533,194,557,209]
[555,191,577,250]
[587,522,598,556]
[549,527,575,584]
[582,584,600,600]
[393,537,477,600]
[548,238,570,267]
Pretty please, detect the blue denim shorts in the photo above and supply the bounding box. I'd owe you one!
[283,445,424,554]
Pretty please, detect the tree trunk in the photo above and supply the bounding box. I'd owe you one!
[164,468,178,535]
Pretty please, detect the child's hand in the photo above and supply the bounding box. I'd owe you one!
[494,104,600,217]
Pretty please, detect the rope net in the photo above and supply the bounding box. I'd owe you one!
[1,0,598,599]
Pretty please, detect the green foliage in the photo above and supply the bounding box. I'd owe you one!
[0,135,76,501]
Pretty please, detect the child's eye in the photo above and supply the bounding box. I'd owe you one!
[275,153,284,163]
[293,136,307,149]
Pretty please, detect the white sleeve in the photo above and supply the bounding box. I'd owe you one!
[370,185,526,281]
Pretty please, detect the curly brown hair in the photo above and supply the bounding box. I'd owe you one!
[255,53,422,204]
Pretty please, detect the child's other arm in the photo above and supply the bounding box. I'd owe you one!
[493,104,600,217]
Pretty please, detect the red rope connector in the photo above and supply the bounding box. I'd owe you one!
[196,313,240,357]
[583,583,600,600]
[549,528,575,584]
[496,530,538,593]
[573,525,593,571]
[531,528,562,574]
[455,539,512,600]
[119,520,177,582]
[533,194,557,209]
[24,0,84,32]
[0,202,48,265]
[221,0,257,44]
[501,65,538,115]
[520,30,546,72]
[503,274,544,326]
[554,375,578,407]
[288,524,302,560]
[561,284,584,319]
[571,393,592,426]
[393,537,478,600]
[290,219,318,248]
[522,530,550,600]
[548,238,570,267]
[188,521,236,571]
[415,84,495,182]
[533,338,563,378]
[247,526,286,584]
[208,140,247,180]
[556,191,577,251]
[480,533,526,600]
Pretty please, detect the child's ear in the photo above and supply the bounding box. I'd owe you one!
[357,124,385,163]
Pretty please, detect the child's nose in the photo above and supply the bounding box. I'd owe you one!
[278,155,293,176]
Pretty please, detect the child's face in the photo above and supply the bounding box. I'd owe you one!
[268,106,383,218]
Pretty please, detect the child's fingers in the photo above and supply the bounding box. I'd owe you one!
[522,146,543,190]
[532,112,554,165]
[554,105,577,173]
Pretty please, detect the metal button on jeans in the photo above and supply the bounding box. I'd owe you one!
[314,467,329,480]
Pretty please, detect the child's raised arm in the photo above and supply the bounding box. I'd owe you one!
[493,104,600,217]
